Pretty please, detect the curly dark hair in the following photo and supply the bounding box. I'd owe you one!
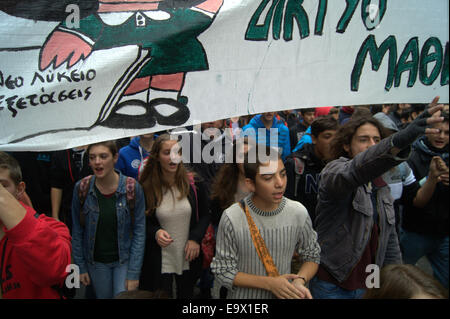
[329,115,388,160]
[210,137,251,210]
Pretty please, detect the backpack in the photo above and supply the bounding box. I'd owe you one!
[77,175,136,229]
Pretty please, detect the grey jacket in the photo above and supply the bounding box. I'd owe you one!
[314,136,405,283]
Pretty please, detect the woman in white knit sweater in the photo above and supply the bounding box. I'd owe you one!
[139,134,210,298]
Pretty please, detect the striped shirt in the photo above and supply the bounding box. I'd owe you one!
[211,195,321,299]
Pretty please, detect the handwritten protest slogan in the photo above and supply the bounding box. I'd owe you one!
[245,0,448,91]
[0,0,448,151]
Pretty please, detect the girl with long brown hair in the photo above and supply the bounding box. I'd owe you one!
[210,137,252,228]
[139,134,210,298]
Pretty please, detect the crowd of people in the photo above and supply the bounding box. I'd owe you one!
[0,99,448,300]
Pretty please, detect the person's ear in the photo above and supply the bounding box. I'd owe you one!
[244,177,256,193]
[113,153,119,164]
[16,181,26,199]
[311,135,317,145]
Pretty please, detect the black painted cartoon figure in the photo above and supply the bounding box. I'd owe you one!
[2,0,224,130]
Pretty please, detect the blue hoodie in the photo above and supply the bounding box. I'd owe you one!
[292,126,312,153]
[242,114,291,161]
[115,137,150,179]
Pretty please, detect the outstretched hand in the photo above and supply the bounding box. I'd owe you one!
[392,96,444,149]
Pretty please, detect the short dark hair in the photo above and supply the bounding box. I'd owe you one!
[243,144,281,182]
[310,116,339,137]
[441,110,449,123]
[300,108,316,115]
[328,107,339,115]
[410,103,426,114]
[329,115,387,160]
[87,140,118,157]
[0,152,22,185]
[351,106,373,119]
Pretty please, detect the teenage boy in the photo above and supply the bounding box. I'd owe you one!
[285,116,338,221]
[242,112,291,161]
[401,111,449,289]
[310,97,444,299]
[211,145,320,299]
[116,133,154,179]
[0,152,71,299]
[289,108,316,149]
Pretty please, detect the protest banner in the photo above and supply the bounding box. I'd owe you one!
[0,0,448,151]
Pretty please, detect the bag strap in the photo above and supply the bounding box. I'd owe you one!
[78,175,93,228]
[125,177,136,228]
[188,174,199,222]
[79,175,137,229]
[238,200,279,277]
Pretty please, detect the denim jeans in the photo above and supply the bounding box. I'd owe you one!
[400,230,449,289]
[87,261,128,299]
[309,277,366,299]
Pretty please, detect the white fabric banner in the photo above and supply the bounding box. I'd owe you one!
[0,0,448,151]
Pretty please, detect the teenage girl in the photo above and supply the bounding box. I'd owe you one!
[71,141,146,299]
[139,134,210,298]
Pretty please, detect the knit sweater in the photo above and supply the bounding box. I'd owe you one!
[211,195,320,299]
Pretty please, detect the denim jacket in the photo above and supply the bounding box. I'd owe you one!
[71,172,146,280]
[315,136,406,283]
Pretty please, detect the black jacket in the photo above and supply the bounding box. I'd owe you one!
[402,137,449,237]
[284,143,327,221]
[9,151,53,216]
[289,122,309,151]
[50,149,92,225]
[139,179,210,291]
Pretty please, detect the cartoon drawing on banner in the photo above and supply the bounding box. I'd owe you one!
[0,0,223,140]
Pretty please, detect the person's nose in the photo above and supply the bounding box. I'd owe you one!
[274,174,283,188]
[369,138,377,147]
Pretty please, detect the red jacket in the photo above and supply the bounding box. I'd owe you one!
[0,203,71,299]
